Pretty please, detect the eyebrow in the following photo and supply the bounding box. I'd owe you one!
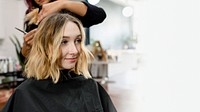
[63,35,81,39]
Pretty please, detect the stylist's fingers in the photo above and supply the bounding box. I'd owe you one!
[37,9,45,24]
[22,29,37,57]
[37,1,62,24]
[28,38,34,46]
[37,5,49,24]
[24,29,37,46]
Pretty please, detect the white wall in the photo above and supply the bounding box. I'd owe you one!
[0,0,26,59]
[90,0,133,50]
[133,0,200,112]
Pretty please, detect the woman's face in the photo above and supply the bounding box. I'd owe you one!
[60,21,82,69]
[34,0,50,5]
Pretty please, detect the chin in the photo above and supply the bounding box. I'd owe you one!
[62,65,76,70]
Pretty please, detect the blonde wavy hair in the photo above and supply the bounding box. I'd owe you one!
[24,13,93,83]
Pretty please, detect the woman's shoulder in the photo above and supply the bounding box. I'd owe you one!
[16,78,51,91]
[82,77,97,84]
[16,78,34,90]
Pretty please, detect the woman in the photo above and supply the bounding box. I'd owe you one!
[2,13,116,112]
[22,0,106,58]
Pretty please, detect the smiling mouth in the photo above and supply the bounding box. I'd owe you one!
[64,58,77,62]
[38,0,43,3]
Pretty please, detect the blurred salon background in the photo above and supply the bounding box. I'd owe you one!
[1,0,200,112]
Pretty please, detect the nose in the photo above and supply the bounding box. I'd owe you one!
[68,43,78,54]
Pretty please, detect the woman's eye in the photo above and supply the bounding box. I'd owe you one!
[75,39,82,44]
[61,40,68,44]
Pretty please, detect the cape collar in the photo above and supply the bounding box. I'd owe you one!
[59,69,83,82]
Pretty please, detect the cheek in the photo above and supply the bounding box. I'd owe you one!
[34,0,41,5]
[61,46,67,56]
[35,0,50,5]
[77,45,81,52]
[44,0,51,4]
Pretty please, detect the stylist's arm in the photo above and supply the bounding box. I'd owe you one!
[21,28,37,57]
[37,0,87,24]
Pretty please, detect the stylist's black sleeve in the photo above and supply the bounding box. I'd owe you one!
[80,1,107,28]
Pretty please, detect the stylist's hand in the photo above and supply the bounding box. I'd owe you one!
[21,29,37,57]
[37,0,65,24]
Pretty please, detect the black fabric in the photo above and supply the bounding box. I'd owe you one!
[80,1,106,28]
[2,70,116,112]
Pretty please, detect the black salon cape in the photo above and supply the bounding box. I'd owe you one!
[2,70,117,112]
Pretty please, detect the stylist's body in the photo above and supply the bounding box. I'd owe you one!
[22,0,106,58]
[2,13,116,112]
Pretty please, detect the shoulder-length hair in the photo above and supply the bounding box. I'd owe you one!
[24,13,93,83]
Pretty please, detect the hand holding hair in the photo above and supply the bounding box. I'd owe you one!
[21,28,37,57]
[37,0,87,24]
[37,0,63,24]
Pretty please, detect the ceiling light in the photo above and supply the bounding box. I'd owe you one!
[122,6,133,17]
[88,0,100,5]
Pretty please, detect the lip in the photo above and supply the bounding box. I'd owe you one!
[39,0,44,2]
[37,0,46,4]
[64,58,77,62]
